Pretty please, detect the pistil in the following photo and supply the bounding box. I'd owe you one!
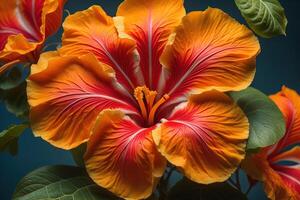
[148,94,169,125]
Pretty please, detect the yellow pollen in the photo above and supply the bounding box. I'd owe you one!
[134,86,169,125]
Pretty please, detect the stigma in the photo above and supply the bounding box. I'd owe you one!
[134,86,169,126]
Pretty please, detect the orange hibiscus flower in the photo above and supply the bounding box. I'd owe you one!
[243,86,300,200]
[0,0,66,74]
[27,0,260,199]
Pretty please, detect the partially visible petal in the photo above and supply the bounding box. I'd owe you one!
[43,0,66,37]
[0,32,10,51]
[152,90,249,184]
[0,0,66,63]
[116,0,185,90]
[20,0,45,36]
[272,164,300,199]
[270,86,300,153]
[0,59,21,75]
[0,0,42,45]
[271,146,300,164]
[0,33,39,63]
[27,52,140,149]
[60,6,140,91]
[242,153,294,200]
[85,110,166,200]
[160,8,260,109]
[270,147,300,198]
[264,166,295,200]
[241,153,267,182]
[243,87,300,200]
[278,87,300,145]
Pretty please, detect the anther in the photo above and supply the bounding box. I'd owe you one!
[134,86,169,126]
[134,87,148,120]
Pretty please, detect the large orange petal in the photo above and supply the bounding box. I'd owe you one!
[0,0,66,64]
[84,110,166,200]
[269,86,300,153]
[27,52,140,150]
[152,90,249,184]
[159,8,260,110]
[60,6,140,92]
[116,0,186,90]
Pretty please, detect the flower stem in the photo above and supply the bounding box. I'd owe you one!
[235,168,241,191]
[158,166,176,200]
[246,184,253,195]
[228,177,239,189]
[245,176,257,195]
[165,166,176,184]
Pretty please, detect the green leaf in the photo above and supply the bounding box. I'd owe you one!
[0,88,4,101]
[0,65,30,119]
[13,165,120,200]
[0,124,28,155]
[228,87,285,150]
[0,67,23,90]
[70,143,86,167]
[235,0,287,38]
[167,178,247,200]
[4,81,29,119]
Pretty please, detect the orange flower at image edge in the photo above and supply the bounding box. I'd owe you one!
[0,0,66,74]
[27,0,260,199]
[243,86,300,200]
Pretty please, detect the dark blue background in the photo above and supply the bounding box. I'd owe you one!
[1,0,299,199]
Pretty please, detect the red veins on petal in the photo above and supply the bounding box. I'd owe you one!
[0,0,66,66]
[27,52,140,149]
[0,0,43,48]
[116,0,186,90]
[85,110,166,200]
[60,6,141,92]
[152,91,249,184]
[159,8,260,112]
